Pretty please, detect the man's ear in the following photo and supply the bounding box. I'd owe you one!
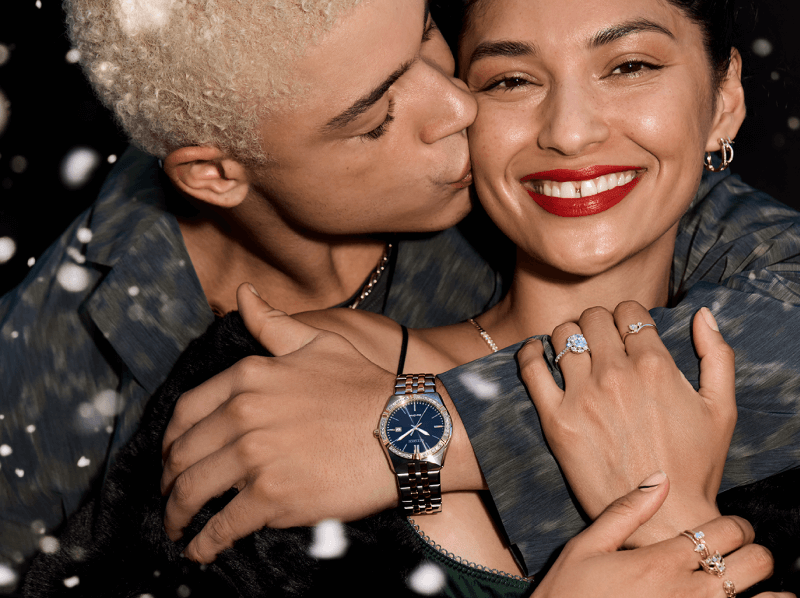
[163,146,250,208]
[706,48,746,152]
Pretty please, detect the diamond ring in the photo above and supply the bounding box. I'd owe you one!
[681,530,710,560]
[621,322,658,342]
[554,334,591,364]
[700,551,727,577]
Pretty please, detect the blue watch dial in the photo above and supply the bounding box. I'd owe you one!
[385,398,446,457]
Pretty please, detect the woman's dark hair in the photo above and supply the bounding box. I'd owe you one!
[454,0,737,89]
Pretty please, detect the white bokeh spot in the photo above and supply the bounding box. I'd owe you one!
[0,44,10,66]
[115,0,176,36]
[0,564,18,588]
[0,88,9,136]
[39,536,60,554]
[63,576,80,588]
[77,456,91,468]
[77,227,93,244]
[56,263,91,293]
[0,444,12,457]
[25,425,35,433]
[458,371,500,400]
[66,48,81,63]
[788,117,800,131]
[92,389,123,416]
[407,562,447,595]
[0,237,16,264]
[752,38,773,57]
[308,519,349,559]
[61,147,101,189]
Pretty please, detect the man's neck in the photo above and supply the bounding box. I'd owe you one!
[177,209,387,316]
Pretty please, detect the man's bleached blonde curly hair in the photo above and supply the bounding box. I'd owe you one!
[65,0,363,164]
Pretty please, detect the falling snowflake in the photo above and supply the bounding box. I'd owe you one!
[108,154,118,164]
[0,237,16,264]
[407,562,446,595]
[10,156,27,174]
[114,0,177,36]
[66,48,81,64]
[789,117,800,131]
[14,469,24,478]
[458,371,499,400]
[0,564,18,588]
[0,88,9,136]
[0,444,12,457]
[31,520,46,534]
[66,247,87,264]
[77,456,91,468]
[77,227,93,244]
[10,331,19,339]
[0,44,9,66]
[176,584,191,597]
[25,425,35,433]
[63,576,80,588]
[39,536,60,554]
[128,285,140,297]
[27,257,35,267]
[752,38,773,57]
[308,519,349,559]
[56,263,91,293]
[93,389,123,416]
[61,147,101,189]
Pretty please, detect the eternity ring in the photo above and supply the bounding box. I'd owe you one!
[621,322,658,342]
[700,551,727,577]
[554,334,591,364]
[681,530,711,559]
[723,579,736,598]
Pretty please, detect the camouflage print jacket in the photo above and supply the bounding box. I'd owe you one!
[440,169,800,575]
[0,146,504,571]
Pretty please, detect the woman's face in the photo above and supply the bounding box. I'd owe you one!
[460,0,742,277]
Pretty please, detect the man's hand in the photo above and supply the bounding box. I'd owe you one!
[518,301,736,547]
[160,284,400,562]
[160,284,481,563]
[533,472,784,598]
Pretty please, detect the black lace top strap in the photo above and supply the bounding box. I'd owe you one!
[397,325,409,375]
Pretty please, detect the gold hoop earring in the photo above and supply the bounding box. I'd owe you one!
[704,137,734,172]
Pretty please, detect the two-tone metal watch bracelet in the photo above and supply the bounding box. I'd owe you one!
[394,374,443,515]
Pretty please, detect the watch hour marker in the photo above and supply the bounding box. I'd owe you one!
[394,427,402,432]
[434,425,443,428]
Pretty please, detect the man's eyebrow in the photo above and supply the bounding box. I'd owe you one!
[467,40,537,68]
[590,19,675,47]
[321,60,414,133]
[321,3,430,134]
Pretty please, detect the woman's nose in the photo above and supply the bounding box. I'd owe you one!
[537,80,609,156]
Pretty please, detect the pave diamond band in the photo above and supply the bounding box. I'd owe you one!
[554,334,591,364]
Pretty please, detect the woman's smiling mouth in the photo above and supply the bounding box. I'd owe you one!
[521,166,643,217]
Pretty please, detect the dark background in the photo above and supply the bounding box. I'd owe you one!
[1,0,799,296]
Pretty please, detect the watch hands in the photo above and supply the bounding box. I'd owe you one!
[396,424,421,442]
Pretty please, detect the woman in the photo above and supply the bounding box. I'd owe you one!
[24,0,798,595]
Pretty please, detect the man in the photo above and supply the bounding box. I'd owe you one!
[0,0,501,570]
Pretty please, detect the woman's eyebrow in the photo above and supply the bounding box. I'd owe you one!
[467,40,538,67]
[590,18,675,47]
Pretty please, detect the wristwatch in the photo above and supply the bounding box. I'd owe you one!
[374,373,452,514]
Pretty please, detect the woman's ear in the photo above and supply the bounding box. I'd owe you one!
[706,48,746,152]
[163,146,250,208]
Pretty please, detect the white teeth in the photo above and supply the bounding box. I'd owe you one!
[528,170,637,198]
[580,179,597,197]
[560,181,576,198]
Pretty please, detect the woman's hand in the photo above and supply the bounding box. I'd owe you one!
[518,301,736,546]
[533,473,789,598]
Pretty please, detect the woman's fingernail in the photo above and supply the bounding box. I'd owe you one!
[638,470,667,491]
[247,283,261,298]
[700,307,719,331]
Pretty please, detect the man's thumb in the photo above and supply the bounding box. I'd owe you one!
[236,283,321,356]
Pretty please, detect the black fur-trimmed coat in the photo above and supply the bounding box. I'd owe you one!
[22,313,800,597]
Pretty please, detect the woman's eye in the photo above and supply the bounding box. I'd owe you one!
[610,61,662,77]
[484,76,529,91]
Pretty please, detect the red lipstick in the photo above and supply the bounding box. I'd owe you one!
[521,166,641,218]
